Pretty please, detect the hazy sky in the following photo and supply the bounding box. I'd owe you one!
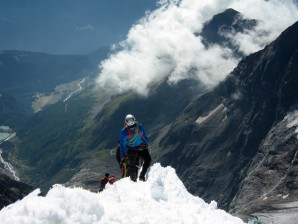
[96,0,298,96]
[0,0,157,54]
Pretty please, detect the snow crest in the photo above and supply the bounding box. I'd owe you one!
[0,163,246,224]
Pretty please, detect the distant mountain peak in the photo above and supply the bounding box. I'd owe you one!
[200,8,257,57]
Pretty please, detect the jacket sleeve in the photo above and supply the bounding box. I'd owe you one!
[119,129,127,157]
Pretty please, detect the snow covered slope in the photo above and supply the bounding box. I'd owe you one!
[0,164,245,224]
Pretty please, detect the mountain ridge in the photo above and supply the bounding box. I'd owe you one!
[0,172,33,210]
[0,48,109,112]
[157,20,298,217]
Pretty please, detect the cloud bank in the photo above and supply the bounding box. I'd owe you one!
[96,0,298,96]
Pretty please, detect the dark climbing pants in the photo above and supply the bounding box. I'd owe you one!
[124,147,151,181]
[138,148,151,179]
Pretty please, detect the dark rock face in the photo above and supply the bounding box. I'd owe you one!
[0,173,33,210]
[158,20,298,215]
[229,113,298,218]
[201,8,257,57]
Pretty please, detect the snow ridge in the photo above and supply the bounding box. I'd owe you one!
[0,163,246,224]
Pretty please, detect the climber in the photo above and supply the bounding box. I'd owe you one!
[98,173,109,192]
[119,114,151,182]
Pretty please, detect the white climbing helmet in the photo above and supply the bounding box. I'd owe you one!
[125,114,136,127]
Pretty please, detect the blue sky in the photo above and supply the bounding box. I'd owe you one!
[0,0,157,54]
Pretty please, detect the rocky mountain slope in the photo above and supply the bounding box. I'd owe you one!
[157,20,298,219]
[0,47,109,112]
[0,92,28,129]
[0,173,33,209]
[201,8,256,57]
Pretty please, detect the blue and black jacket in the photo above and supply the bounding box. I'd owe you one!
[119,123,149,158]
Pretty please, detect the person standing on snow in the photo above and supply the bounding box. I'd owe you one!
[119,114,151,181]
[98,173,109,192]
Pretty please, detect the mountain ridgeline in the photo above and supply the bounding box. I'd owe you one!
[158,20,298,215]
[0,47,110,113]
[0,9,297,220]
[0,173,33,210]
[200,8,257,58]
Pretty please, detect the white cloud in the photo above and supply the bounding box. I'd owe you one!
[96,0,298,96]
[75,24,95,31]
[228,0,298,55]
